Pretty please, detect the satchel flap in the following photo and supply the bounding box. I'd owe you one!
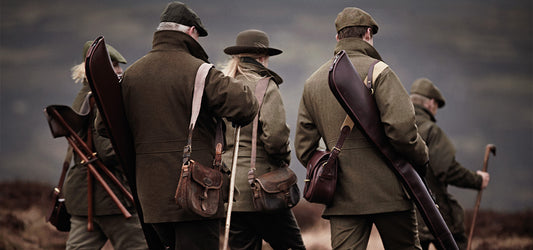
[255,167,297,193]
[190,160,223,189]
[306,150,330,169]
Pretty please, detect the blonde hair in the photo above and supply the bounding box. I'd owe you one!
[71,62,86,84]
[221,54,266,82]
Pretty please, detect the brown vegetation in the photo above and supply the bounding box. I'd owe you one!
[1,181,532,250]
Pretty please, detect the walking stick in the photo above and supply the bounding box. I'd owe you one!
[223,126,241,250]
[467,144,496,250]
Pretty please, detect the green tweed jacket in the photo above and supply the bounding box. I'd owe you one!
[122,30,258,223]
[222,58,291,211]
[414,105,482,239]
[295,38,429,216]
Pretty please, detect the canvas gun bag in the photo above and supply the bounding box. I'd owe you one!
[248,77,300,212]
[174,63,226,217]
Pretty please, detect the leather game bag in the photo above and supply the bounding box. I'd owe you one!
[303,116,352,205]
[174,63,225,217]
[251,163,300,212]
[249,78,300,212]
[46,148,72,232]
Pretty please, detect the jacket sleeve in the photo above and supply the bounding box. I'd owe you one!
[373,68,429,167]
[259,80,291,165]
[204,68,258,126]
[426,123,483,190]
[295,84,321,167]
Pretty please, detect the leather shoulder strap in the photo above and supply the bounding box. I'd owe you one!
[189,63,214,131]
[363,60,388,93]
[183,63,213,164]
[54,146,73,195]
[325,115,353,168]
[248,77,270,183]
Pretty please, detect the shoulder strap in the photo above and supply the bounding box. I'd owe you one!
[248,77,270,184]
[54,146,73,196]
[324,115,353,169]
[183,63,214,164]
[363,60,388,94]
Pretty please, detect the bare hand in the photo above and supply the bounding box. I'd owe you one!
[477,170,490,189]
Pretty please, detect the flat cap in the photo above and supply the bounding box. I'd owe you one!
[411,78,446,108]
[82,41,127,64]
[160,1,208,37]
[335,7,378,34]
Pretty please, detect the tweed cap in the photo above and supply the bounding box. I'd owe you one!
[82,41,126,64]
[224,29,282,56]
[335,7,379,34]
[160,1,207,37]
[411,78,446,108]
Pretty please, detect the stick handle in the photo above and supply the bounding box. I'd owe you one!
[223,126,241,250]
[467,144,495,250]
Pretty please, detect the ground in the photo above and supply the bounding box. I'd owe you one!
[1,181,532,250]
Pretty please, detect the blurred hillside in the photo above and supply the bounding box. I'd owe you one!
[1,181,532,249]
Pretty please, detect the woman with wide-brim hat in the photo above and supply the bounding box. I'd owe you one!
[221,29,306,250]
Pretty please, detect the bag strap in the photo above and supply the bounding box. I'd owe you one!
[325,116,353,169]
[182,63,216,165]
[54,146,73,196]
[247,77,271,184]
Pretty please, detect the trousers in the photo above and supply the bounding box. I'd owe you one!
[66,213,148,250]
[229,210,306,250]
[329,208,421,250]
[151,219,220,250]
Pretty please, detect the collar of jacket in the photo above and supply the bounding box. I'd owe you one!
[334,37,383,61]
[414,104,437,122]
[152,30,209,62]
[240,57,283,85]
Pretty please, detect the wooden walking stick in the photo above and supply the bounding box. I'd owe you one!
[223,126,241,250]
[467,144,496,250]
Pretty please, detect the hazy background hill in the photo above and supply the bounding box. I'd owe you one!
[1,0,532,212]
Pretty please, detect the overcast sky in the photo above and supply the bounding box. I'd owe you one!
[1,0,532,211]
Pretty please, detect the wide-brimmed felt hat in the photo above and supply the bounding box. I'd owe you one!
[335,7,379,35]
[82,41,127,64]
[160,1,208,37]
[224,29,282,56]
[411,78,446,108]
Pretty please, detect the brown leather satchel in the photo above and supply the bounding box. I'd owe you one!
[174,63,226,217]
[46,147,72,232]
[303,116,353,205]
[249,78,300,212]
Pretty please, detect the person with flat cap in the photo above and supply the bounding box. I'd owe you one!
[66,41,148,249]
[220,29,306,250]
[410,78,490,250]
[295,7,429,249]
[120,2,258,249]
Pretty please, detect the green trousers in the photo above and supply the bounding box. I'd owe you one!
[66,213,148,249]
[329,208,421,250]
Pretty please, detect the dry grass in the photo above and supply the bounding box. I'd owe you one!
[1,181,532,250]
